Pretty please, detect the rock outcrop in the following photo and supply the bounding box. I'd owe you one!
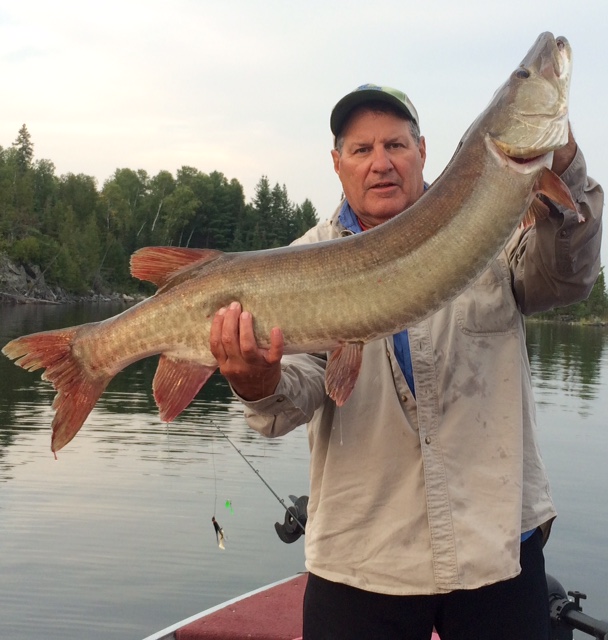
[0,254,137,304]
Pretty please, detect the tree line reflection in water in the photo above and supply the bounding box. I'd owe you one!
[527,321,608,401]
[0,303,607,638]
[1,303,607,460]
[0,302,277,476]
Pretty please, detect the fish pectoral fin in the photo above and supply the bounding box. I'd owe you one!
[153,355,217,422]
[325,342,364,407]
[130,246,224,287]
[536,168,584,221]
[521,196,551,228]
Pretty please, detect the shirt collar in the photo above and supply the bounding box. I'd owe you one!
[337,184,429,236]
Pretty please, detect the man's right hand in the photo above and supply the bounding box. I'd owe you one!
[209,301,284,401]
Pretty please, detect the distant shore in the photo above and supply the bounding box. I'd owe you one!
[0,254,141,306]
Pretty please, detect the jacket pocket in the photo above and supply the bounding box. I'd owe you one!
[455,260,519,336]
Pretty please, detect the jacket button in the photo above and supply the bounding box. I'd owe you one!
[425,436,431,445]
[401,394,408,403]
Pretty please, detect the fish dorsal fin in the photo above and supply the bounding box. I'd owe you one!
[325,342,364,406]
[130,246,223,287]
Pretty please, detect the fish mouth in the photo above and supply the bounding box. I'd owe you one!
[486,135,553,173]
[519,32,572,85]
[487,32,571,162]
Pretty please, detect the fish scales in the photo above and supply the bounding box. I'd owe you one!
[2,32,579,452]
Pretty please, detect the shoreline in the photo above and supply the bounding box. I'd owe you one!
[0,253,143,306]
[0,290,140,306]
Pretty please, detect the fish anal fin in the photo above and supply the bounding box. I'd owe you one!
[2,326,111,454]
[153,355,217,422]
[130,247,224,288]
[325,342,364,407]
[536,168,585,222]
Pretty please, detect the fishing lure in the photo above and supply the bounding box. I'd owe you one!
[212,516,226,550]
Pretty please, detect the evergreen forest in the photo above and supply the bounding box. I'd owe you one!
[1,125,606,320]
[0,125,319,294]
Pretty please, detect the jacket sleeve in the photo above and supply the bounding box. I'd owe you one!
[506,146,604,315]
[236,353,328,437]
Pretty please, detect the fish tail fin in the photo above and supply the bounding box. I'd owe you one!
[2,327,111,454]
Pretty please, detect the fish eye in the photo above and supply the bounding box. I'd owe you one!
[515,67,530,79]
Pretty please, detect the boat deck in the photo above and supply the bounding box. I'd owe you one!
[176,574,306,640]
[146,573,442,640]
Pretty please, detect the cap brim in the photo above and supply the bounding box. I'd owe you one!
[330,90,417,137]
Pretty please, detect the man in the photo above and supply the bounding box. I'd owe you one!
[209,85,603,639]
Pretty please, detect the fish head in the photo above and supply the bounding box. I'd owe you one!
[482,32,572,164]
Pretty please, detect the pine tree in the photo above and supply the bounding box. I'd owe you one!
[293,199,319,237]
[12,124,34,174]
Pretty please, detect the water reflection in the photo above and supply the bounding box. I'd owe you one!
[0,302,311,640]
[0,302,281,467]
[526,321,607,417]
[2,306,606,456]
[0,304,607,640]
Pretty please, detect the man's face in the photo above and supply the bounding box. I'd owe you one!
[331,108,426,228]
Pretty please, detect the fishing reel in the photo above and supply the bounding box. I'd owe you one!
[547,574,608,640]
[275,495,308,544]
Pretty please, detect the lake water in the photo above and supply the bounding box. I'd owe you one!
[0,303,606,639]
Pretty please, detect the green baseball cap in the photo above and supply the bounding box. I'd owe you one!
[330,84,419,137]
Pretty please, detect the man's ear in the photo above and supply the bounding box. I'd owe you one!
[418,136,427,168]
[331,148,341,176]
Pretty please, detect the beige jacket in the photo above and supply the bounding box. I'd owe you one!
[240,148,603,595]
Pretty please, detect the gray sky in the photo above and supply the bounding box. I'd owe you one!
[2,0,606,263]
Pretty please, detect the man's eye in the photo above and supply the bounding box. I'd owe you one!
[354,147,370,154]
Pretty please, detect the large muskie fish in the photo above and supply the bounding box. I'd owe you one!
[3,32,580,453]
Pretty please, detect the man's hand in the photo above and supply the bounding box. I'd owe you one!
[210,301,284,401]
[552,123,577,176]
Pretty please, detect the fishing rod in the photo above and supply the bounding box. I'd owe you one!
[211,422,307,541]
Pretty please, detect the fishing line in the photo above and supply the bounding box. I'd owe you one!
[211,422,306,533]
[209,432,228,549]
[211,435,218,516]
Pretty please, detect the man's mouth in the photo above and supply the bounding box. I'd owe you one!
[370,182,398,190]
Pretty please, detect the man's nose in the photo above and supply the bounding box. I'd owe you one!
[370,146,392,172]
